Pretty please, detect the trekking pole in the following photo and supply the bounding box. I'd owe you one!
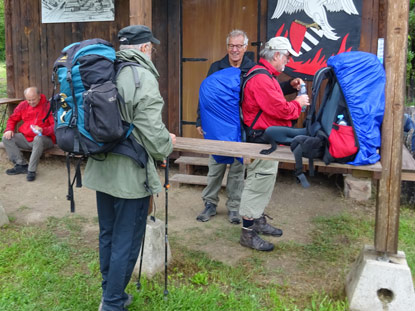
[136,196,155,291]
[136,225,147,292]
[163,157,170,298]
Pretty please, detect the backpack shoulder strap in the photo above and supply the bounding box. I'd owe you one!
[240,67,273,104]
[305,67,335,135]
[240,67,274,130]
[115,61,143,88]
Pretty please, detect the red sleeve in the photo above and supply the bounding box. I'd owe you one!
[4,101,25,132]
[248,74,301,121]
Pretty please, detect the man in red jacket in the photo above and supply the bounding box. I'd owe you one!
[239,37,309,251]
[2,87,55,181]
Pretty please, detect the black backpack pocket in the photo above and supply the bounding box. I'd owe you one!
[83,81,124,142]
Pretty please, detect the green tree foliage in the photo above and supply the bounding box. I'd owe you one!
[0,1,4,61]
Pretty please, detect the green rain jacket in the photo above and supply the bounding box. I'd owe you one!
[83,49,173,199]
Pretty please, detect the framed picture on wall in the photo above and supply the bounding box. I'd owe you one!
[41,0,115,23]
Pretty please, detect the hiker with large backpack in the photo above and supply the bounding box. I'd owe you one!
[196,30,255,225]
[81,26,175,311]
[239,37,309,252]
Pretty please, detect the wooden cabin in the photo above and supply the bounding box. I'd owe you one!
[4,0,385,139]
[4,0,410,255]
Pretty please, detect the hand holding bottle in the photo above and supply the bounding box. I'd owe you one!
[30,125,42,136]
[298,83,308,112]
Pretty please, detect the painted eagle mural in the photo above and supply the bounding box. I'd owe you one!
[268,0,362,80]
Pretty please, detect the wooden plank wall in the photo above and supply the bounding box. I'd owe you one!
[4,0,130,99]
[4,0,386,136]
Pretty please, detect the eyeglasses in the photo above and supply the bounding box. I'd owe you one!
[282,53,291,60]
[227,44,246,50]
[146,44,157,54]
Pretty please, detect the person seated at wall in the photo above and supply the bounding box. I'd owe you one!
[2,87,55,181]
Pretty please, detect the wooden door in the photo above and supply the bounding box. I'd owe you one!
[181,0,260,138]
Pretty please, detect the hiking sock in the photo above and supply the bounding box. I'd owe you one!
[243,219,254,228]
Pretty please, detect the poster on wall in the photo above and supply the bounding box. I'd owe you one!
[267,0,362,80]
[42,0,115,23]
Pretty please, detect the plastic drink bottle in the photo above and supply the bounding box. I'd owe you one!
[336,114,348,126]
[298,83,307,112]
[30,125,42,136]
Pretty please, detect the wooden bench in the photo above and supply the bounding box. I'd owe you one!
[172,137,415,185]
[171,155,227,187]
[0,142,65,157]
[0,98,23,116]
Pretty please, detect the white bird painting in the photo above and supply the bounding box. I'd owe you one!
[271,0,359,41]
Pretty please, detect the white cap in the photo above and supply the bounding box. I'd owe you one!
[264,37,299,57]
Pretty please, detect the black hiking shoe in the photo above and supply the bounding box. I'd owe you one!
[240,227,274,251]
[99,294,132,311]
[228,210,241,224]
[26,171,36,182]
[6,164,28,175]
[251,214,283,237]
[196,202,217,222]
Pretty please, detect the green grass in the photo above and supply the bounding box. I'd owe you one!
[0,61,6,97]
[0,207,414,310]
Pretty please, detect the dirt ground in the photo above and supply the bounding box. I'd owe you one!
[0,149,375,296]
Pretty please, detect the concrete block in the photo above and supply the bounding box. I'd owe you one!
[344,174,372,201]
[0,201,10,227]
[346,245,415,311]
[134,217,172,278]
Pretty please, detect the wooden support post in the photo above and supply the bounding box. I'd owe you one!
[4,0,16,98]
[375,1,409,254]
[129,0,152,26]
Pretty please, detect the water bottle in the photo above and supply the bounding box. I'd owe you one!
[30,125,42,136]
[298,83,307,112]
[336,114,347,126]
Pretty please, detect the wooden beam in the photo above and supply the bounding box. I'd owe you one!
[129,0,152,26]
[4,0,15,97]
[375,1,409,254]
[173,137,383,173]
[167,0,181,136]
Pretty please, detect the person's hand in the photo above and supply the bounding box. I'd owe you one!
[169,133,177,145]
[291,78,305,91]
[3,131,14,140]
[295,94,309,109]
[196,126,204,136]
[32,125,43,133]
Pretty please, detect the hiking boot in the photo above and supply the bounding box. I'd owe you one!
[228,210,241,224]
[251,214,283,237]
[26,171,36,182]
[196,202,216,222]
[239,227,274,251]
[99,294,132,311]
[6,164,28,175]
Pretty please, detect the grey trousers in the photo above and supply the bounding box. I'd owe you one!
[239,159,279,219]
[3,133,54,172]
[201,155,244,212]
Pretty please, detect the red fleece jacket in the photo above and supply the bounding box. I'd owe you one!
[5,94,56,143]
[242,58,301,130]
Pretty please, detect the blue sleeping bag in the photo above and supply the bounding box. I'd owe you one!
[328,52,385,165]
[199,67,242,164]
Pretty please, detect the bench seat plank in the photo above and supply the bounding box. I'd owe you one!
[173,137,382,173]
[0,142,65,156]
